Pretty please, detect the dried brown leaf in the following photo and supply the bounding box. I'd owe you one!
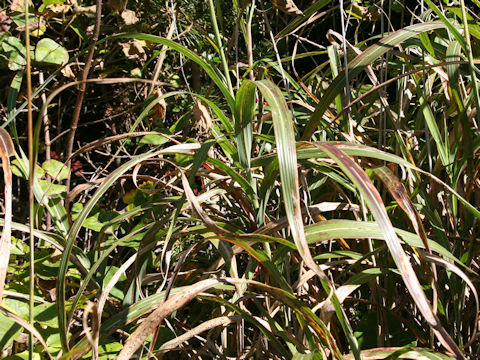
[373,166,430,252]
[61,64,76,79]
[193,101,213,132]
[121,9,139,25]
[117,278,221,360]
[0,10,12,32]
[271,0,303,15]
[120,40,147,61]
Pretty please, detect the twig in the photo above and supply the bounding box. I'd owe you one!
[65,0,103,211]
[156,316,241,356]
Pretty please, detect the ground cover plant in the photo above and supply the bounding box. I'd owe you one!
[0,0,480,358]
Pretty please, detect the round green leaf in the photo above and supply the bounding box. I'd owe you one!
[34,38,68,65]
[42,159,69,181]
[1,36,26,71]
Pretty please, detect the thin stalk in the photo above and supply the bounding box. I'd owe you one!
[339,0,352,138]
[39,72,52,232]
[208,0,234,96]
[64,0,103,212]
[459,0,480,128]
[246,1,255,82]
[170,0,193,100]
[260,1,287,87]
[458,1,479,347]
[24,0,35,357]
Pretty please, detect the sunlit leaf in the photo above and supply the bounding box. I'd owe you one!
[34,38,68,65]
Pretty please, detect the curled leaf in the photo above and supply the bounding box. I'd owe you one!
[0,128,13,305]
[313,142,464,359]
[117,278,222,360]
[193,101,213,132]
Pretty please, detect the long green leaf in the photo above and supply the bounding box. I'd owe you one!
[302,22,447,140]
[234,80,256,171]
[423,0,467,49]
[305,219,463,267]
[252,142,480,221]
[255,80,360,359]
[413,75,450,167]
[111,33,235,110]
[313,143,464,359]
[56,144,200,351]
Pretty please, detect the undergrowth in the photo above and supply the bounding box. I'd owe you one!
[0,0,479,359]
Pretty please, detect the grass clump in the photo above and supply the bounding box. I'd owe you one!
[0,0,479,359]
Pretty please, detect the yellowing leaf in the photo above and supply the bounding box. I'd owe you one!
[122,189,136,204]
[11,159,44,179]
[120,39,146,61]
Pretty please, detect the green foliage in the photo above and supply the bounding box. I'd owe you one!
[1,0,479,358]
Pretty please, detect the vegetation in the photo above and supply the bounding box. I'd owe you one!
[0,0,479,358]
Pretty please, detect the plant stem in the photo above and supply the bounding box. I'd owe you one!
[39,72,52,231]
[24,0,35,357]
[64,0,103,212]
[208,0,234,96]
[459,0,480,128]
[246,1,255,82]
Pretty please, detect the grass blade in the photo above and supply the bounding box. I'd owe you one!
[234,80,256,172]
[0,129,14,304]
[423,0,466,49]
[313,142,464,359]
[305,219,463,266]
[253,142,480,221]
[111,33,235,110]
[302,22,447,140]
[255,80,360,359]
[181,171,292,291]
[413,75,450,167]
[0,305,53,359]
[57,144,200,351]
[117,278,223,360]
